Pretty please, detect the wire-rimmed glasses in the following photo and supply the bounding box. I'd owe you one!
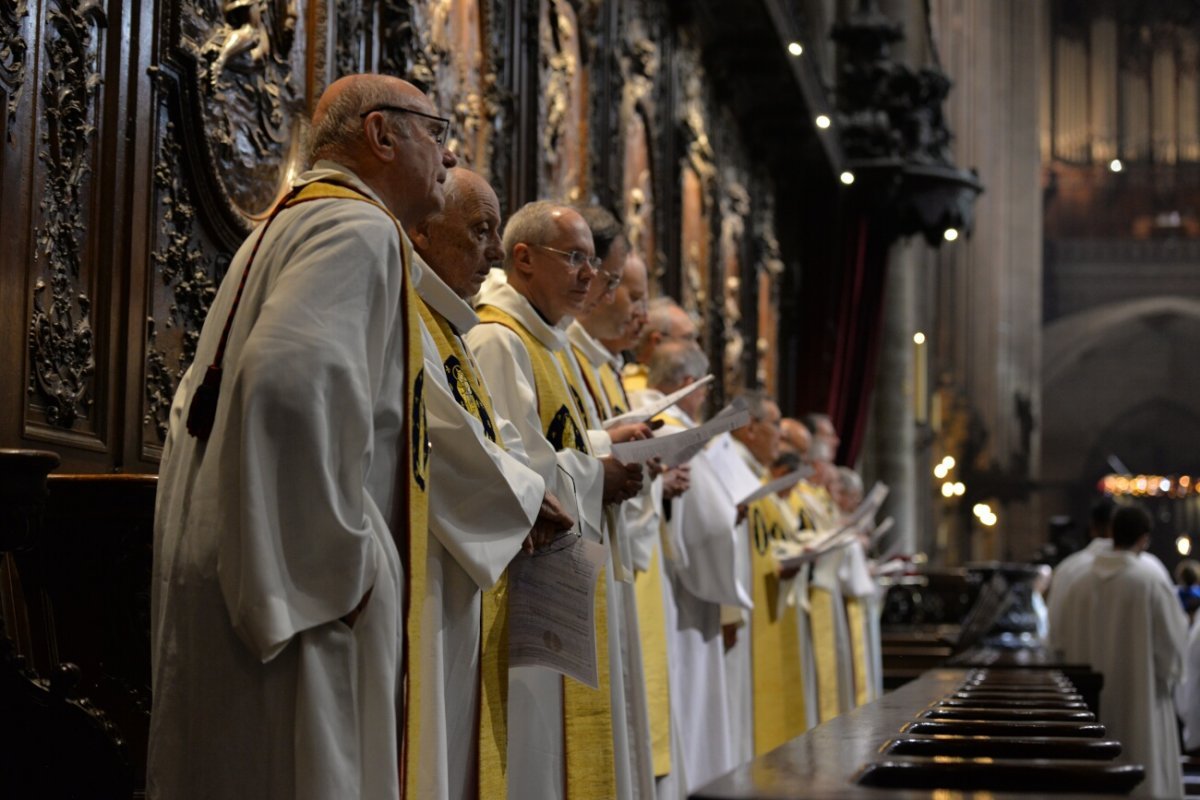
[359,105,452,146]
[531,244,602,273]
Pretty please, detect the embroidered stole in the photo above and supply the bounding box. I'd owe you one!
[747,495,807,756]
[417,298,509,798]
[572,345,672,777]
[844,597,870,707]
[475,305,615,800]
[280,182,430,799]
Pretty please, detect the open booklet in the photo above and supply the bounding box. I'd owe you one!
[602,374,714,429]
[609,396,749,466]
[770,482,890,569]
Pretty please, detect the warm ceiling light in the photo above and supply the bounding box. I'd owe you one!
[788,41,804,57]
[953,482,966,496]
[1109,158,1123,173]
[943,228,959,242]
[913,331,926,345]
[934,464,949,479]
[942,456,956,469]
[941,482,955,498]
[840,171,855,185]
[816,115,831,129]
[1178,536,1193,556]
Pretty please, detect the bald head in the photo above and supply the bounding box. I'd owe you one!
[779,418,811,460]
[410,167,502,298]
[308,74,456,228]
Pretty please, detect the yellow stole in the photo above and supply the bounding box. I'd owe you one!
[808,584,841,722]
[417,298,509,798]
[574,346,672,777]
[844,597,870,707]
[475,305,615,799]
[748,495,807,755]
[621,361,648,395]
[281,183,429,799]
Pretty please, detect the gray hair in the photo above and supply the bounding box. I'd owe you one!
[308,81,411,165]
[573,204,626,260]
[635,297,684,351]
[734,388,775,421]
[502,200,564,269]
[648,343,708,390]
[837,466,863,497]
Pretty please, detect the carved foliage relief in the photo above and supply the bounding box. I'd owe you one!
[180,0,305,218]
[540,0,587,201]
[718,170,749,390]
[27,0,108,431]
[676,37,715,343]
[1,0,29,139]
[144,111,230,446]
[375,0,501,182]
[619,8,660,289]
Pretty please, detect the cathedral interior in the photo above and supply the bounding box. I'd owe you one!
[4,0,1200,796]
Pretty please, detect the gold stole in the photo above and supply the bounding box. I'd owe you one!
[621,361,648,395]
[476,305,615,799]
[747,496,807,756]
[574,347,673,777]
[844,597,870,707]
[598,362,630,416]
[417,299,509,798]
[808,584,841,722]
[282,183,430,799]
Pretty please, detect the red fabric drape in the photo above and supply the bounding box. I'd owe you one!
[790,215,890,467]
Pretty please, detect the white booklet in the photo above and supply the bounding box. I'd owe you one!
[610,397,750,466]
[602,374,714,429]
[506,536,608,688]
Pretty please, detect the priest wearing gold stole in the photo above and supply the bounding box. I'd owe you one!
[466,201,647,799]
[406,167,575,800]
[631,341,749,793]
[568,231,676,796]
[149,75,455,800]
[728,391,809,757]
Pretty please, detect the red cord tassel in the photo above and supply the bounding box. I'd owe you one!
[186,365,224,440]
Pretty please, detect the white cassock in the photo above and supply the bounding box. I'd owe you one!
[1048,537,1173,641]
[630,392,751,793]
[464,280,635,800]
[1176,614,1200,752]
[712,437,768,767]
[411,258,545,799]
[1050,550,1188,798]
[838,540,883,705]
[150,163,409,800]
[562,323,656,799]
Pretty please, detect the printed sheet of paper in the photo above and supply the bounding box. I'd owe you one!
[609,398,749,466]
[603,374,714,429]
[737,467,812,507]
[869,515,895,545]
[506,536,608,688]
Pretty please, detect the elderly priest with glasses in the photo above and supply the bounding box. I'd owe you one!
[466,200,651,799]
[149,74,455,800]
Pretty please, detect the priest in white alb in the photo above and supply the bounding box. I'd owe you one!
[465,201,648,799]
[149,75,455,800]
[407,166,574,799]
[1050,504,1188,798]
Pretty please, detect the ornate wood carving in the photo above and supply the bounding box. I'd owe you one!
[377,1,504,184]
[539,0,591,201]
[184,0,304,217]
[0,0,29,140]
[144,113,231,445]
[754,188,784,393]
[27,0,107,431]
[675,36,716,343]
[334,0,371,77]
[718,171,749,391]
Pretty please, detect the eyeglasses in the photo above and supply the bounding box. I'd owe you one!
[597,269,623,291]
[532,244,602,273]
[360,105,452,146]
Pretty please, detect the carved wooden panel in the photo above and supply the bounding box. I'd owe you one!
[755,192,784,395]
[680,164,710,334]
[623,109,656,280]
[23,0,110,445]
[718,171,749,391]
[0,0,30,145]
[538,0,590,201]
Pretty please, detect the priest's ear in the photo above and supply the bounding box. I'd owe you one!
[408,219,432,251]
[510,242,536,279]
